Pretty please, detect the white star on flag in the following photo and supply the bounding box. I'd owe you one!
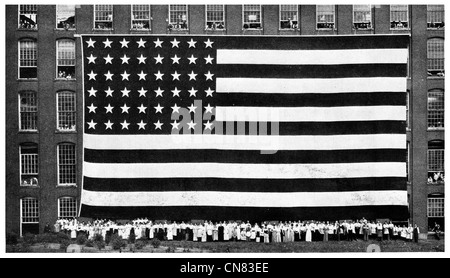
[138,87,148,97]
[104,120,114,130]
[104,104,114,113]
[171,103,181,114]
[154,87,164,97]
[103,38,113,48]
[171,55,181,64]
[154,38,163,48]
[121,71,130,81]
[188,71,198,81]
[121,87,131,97]
[137,38,147,48]
[137,54,147,64]
[154,54,164,64]
[120,104,130,114]
[121,120,130,130]
[205,87,214,97]
[204,38,214,48]
[171,87,181,97]
[188,87,198,97]
[88,71,97,80]
[154,103,164,114]
[171,71,181,81]
[204,55,214,64]
[120,38,129,48]
[187,38,197,48]
[138,71,147,80]
[188,103,197,113]
[137,104,147,114]
[171,38,180,48]
[137,120,147,130]
[204,103,214,114]
[154,71,164,80]
[88,87,97,97]
[171,120,180,130]
[120,54,130,64]
[104,71,114,81]
[87,103,97,113]
[187,120,197,130]
[87,54,97,64]
[87,119,97,129]
[205,71,214,80]
[187,55,197,64]
[204,120,213,131]
[104,54,114,64]
[104,87,114,97]
[86,38,96,48]
[154,120,163,130]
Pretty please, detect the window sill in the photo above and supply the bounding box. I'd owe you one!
[20,185,39,188]
[279,28,299,31]
[427,182,445,185]
[92,28,114,32]
[18,130,38,133]
[17,28,38,31]
[17,78,38,82]
[205,28,226,32]
[130,28,152,32]
[55,129,77,134]
[427,76,445,79]
[427,128,445,131]
[55,78,76,82]
[54,28,76,31]
[57,185,77,188]
[390,28,411,31]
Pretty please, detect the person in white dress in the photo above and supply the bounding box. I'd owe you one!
[305,222,312,242]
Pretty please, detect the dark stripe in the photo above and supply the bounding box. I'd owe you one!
[213,121,406,135]
[215,92,406,107]
[79,205,409,221]
[216,64,407,78]
[82,177,406,192]
[84,149,406,164]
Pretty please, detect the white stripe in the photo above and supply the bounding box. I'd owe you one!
[80,190,408,207]
[217,49,408,65]
[83,162,406,179]
[216,77,406,94]
[216,106,405,122]
[83,134,407,151]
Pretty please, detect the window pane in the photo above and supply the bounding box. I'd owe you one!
[21,198,39,223]
[169,4,188,30]
[19,5,37,29]
[428,89,444,129]
[206,5,225,30]
[20,143,39,186]
[427,38,445,75]
[243,5,262,29]
[58,197,77,218]
[428,142,444,183]
[56,5,76,29]
[427,5,445,29]
[57,40,75,79]
[428,198,445,217]
[353,5,372,29]
[94,5,113,29]
[280,5,298,29]
[131,5,150,30]
[58,143,76,185]
[390,5,408,29]
[19,40,37,79]
[19,91,37,131]
[317,5,335,29]
[57,92,76,131]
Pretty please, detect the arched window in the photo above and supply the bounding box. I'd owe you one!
[427,38,444,76]
[58,197,77,218]
[428,89,444,129]
[427,193,444,231]
[56,39,75,79]
[20,142,38,186]
[18,39,37,79]
[57,143,76,186]
[427,140,444,184]
[19,91,37,131]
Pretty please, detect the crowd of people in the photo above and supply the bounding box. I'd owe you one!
[49,218,423,243]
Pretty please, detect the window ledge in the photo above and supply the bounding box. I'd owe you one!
[55,130,77,134]
[278,28,299,31]
[57,185,78,188]
[54,28,76,31]
[55,78,76,81]
[427,76,445,79]
[205,28,226,32]
[20,185,39,188]
[18,130,38,133]
[17,78,38,82]
[17,28,38,32]
[427,128,445,131]
[427,182,445,185]
[130,29,152,32]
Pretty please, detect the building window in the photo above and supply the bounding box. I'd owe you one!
[427,38,445,77]
[280,5,298,30]
[390,5,408,29]
[353,5,372,30]
[206,5,225,30]
[20,197,39,235]
[243,5,262,29]
[316,5,335,30]
[428,197,444,217]
[94,5,113,30]
[406,90,410,129]
[57,91,76,131]
[428,89,444,129]
[58,197,77,218]
[131,5,151,30]
[19,91,37,131]
[56,5,76,29]
[406,142,410,182]
[18,5,37,29]
[56,39,75,79]
[20,143,38,186]
[168,5,188,30]
[427,5,445,29]
[58,143,76,186]
[19,39,37,79]
[428,141,444,184]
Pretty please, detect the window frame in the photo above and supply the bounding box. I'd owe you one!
[93,4,113,30]
[427,197,445,218]
[57,143,77,186]
[390,4,409,30]
[427,89,444,130]
[279,5,299,30]
[316,5,335,30]
[56,91,76,132]
[131,4,151,31]
[427,38,445,76]
[18,5,38,30]
[427,5,445,29]
[243,4,262,30]
[56,5,76,30]
[427,141,445,184]
[205,4,226,31]
[353,4,372,30]
[18,39,38,80]
[58,197,78,218]
[56,39,76,80]
[18,91,38,132]
[168,4,189,31]
[19,143,39,187]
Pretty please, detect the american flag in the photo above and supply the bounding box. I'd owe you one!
[80,35,409,221]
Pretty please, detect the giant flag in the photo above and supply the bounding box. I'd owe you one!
[80,35,409,221]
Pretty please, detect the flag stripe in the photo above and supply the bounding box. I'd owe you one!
[215,106,406,122]
[216,77,406,94]
[83,162,406,179]
[83,134,407,151]
[84,149,406,164]
[83,177,406,192]
[214,92,406,107]
[80,190,408,207]
[217,49,408,65]
[216,64,407,78]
